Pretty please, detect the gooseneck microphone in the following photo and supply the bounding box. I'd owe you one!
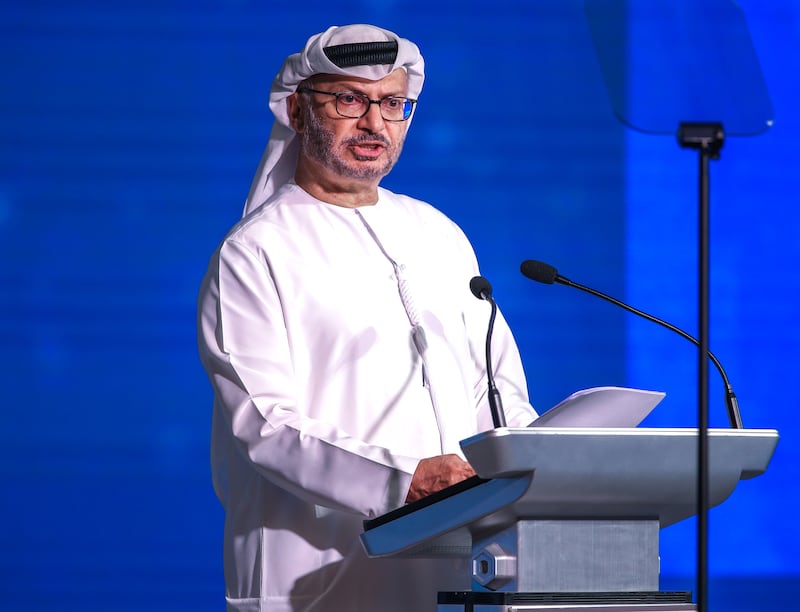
[469,276,507,428]
[520,259,743,429]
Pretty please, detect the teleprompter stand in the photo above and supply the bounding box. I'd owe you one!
[361,427,778,611]
[678,120,728,612]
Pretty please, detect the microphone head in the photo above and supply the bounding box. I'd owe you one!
[520,260,559,284]
[469,275,493,300]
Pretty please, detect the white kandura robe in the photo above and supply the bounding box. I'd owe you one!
[197,182,536,612]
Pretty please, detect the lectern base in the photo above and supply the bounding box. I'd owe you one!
[437,591,696,611]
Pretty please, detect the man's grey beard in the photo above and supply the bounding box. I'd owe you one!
[300,105,403,180]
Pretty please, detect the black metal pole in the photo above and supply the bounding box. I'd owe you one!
[678,122,723,612]
[697,144,711,612]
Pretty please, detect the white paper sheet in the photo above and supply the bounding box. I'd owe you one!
[529,386,665,428]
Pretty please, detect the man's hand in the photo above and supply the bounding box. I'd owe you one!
[405,454,477,504]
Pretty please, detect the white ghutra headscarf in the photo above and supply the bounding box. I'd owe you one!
[243,24,426,217]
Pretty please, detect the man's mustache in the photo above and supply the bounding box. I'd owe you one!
[343,134,391,147]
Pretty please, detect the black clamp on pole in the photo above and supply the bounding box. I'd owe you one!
[678,122,725,157]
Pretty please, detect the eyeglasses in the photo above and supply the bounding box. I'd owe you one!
[297,87,417,122]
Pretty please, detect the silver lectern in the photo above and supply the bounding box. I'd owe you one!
[360,427,778,611]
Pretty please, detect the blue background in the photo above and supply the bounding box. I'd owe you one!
[1,1,797,610]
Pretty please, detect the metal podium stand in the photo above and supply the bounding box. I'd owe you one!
[360,427,778,611]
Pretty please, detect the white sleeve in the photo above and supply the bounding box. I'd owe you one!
[198,238,418,518]
[488,307,539,427]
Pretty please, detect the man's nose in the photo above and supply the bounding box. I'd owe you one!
[357,101,386,130]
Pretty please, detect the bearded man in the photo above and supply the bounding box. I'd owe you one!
[197,24,536,612]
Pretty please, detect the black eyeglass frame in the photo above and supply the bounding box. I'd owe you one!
[297,87,417,122]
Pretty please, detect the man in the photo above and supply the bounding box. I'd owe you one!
[197,24,536,612]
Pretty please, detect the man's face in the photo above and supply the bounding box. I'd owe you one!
[293,69,410,182]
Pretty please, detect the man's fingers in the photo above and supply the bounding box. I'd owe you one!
[405,454,477,503]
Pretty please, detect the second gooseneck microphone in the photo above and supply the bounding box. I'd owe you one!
[520,259,743,429]
[469,276,507,429]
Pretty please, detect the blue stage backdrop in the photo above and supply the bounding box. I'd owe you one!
[0,1,797,610]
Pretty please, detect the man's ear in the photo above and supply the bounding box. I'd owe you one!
[287,93,304,132]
